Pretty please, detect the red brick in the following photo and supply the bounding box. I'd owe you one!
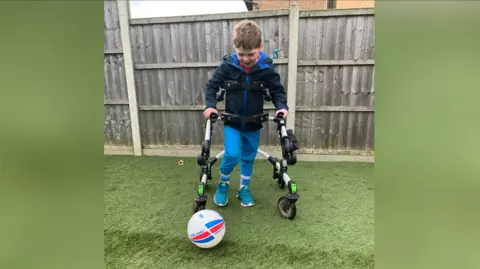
[254,0,374,11]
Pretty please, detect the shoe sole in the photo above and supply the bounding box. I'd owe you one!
[214,201,228,207]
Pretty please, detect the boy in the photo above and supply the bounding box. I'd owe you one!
[203,19,289,207]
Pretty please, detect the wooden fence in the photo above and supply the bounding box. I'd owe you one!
[104,0,375,161]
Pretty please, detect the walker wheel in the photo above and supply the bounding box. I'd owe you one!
[277,196,296,220]
[193,202,206,213]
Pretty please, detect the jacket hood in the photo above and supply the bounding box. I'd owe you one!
[224,51,272,71]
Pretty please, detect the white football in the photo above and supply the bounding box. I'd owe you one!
[187,209,226,248]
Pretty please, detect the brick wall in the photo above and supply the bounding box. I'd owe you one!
[336,0,374,9]
[253,0,374,10]
[255,0,328,11]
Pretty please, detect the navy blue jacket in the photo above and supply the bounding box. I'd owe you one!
[204,51,288,131]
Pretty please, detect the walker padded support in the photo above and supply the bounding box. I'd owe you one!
[286,129,299,152]
[280,129,298,165]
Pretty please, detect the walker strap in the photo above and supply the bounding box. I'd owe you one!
[221,112,269,124]
[223,81,267,91]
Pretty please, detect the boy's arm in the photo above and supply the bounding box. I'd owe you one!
[204,64,227,109]
[266,67,289,111]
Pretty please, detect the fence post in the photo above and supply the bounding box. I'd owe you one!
[117,0,142,156]
[286,3,299,131]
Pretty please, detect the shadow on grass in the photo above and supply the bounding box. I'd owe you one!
[105,229,374,269]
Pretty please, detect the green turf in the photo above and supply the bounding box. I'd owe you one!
[104,155,374,269]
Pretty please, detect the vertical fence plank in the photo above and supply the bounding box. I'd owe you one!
[117,0,142,155]
[286,3,300,131]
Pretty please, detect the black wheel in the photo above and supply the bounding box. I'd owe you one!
[193,202,205,213]
[277,196,296,220]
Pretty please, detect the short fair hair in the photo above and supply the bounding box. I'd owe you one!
[232,19,262,50]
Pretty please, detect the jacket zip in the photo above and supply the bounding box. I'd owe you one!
[243,75,248,130]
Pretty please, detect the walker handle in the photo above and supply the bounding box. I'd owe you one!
[210,112,219,122]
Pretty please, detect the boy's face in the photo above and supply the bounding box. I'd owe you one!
[235,45,261,68]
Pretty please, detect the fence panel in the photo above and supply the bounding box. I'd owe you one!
[103,1,375,156]
[128,14,291,148]
[295,12,375,151]
[104,0,132,147]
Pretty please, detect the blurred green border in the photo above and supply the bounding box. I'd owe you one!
[0,1,103,269]
[375,1,479,269]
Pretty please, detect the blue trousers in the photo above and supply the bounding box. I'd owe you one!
[219,125,260,185]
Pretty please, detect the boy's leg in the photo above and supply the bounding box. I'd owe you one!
[215,125,241,206]
[237,129,261,207]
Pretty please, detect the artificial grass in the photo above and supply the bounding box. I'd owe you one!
[104,155,374,269]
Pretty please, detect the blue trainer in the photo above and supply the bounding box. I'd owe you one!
[214,181,229,206]
[237,185,255,207]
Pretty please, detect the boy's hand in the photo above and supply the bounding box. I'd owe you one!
[203,107,218,119]
[275,109,288,118]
